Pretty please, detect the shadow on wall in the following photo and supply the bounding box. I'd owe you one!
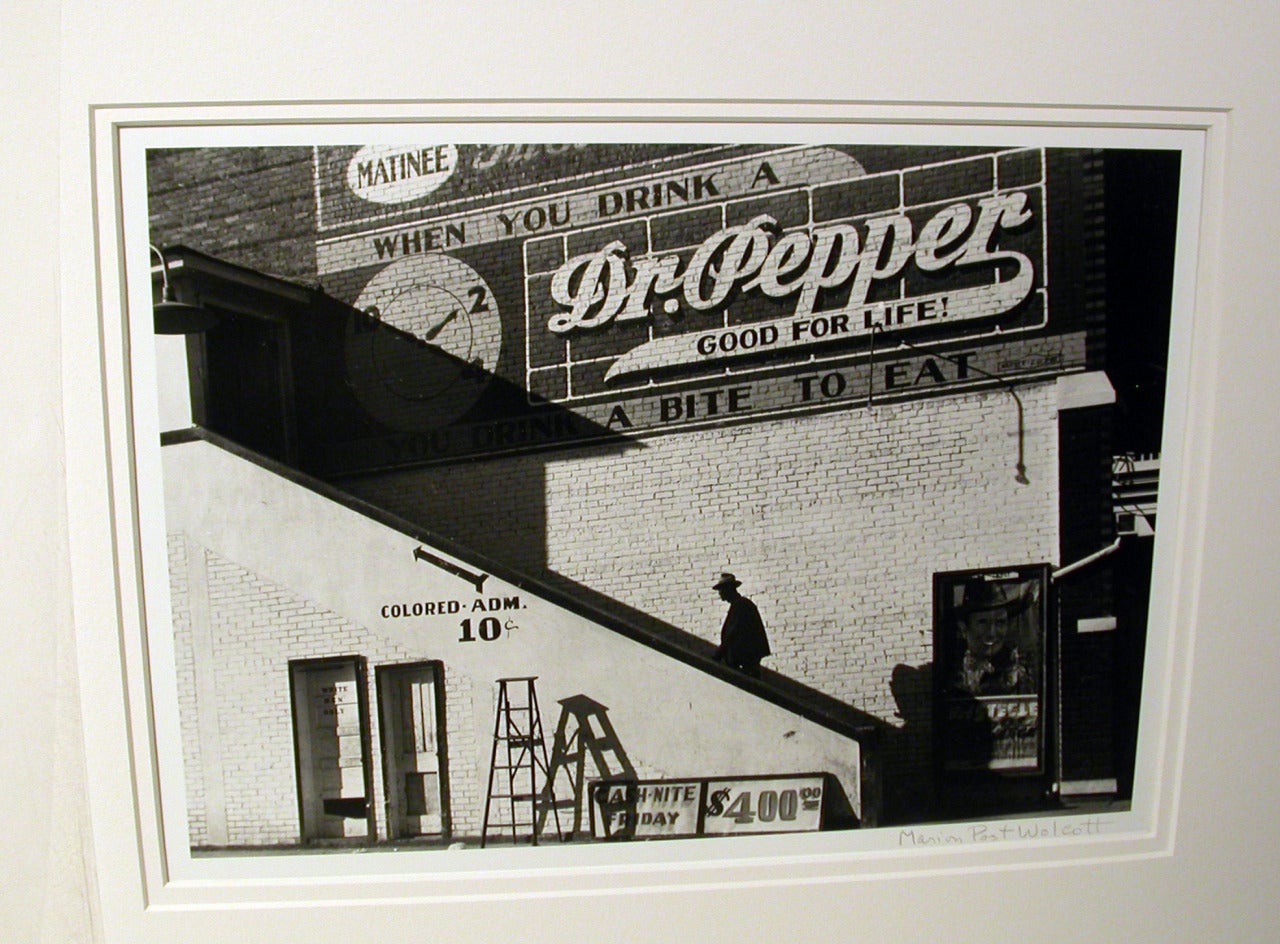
[317,310,904,827]
[887,663,936,825]
[298,293,647,575]
[527,690,868,844]
[537,694,637,841]
[152,247,642,604]
[165,257,898,823]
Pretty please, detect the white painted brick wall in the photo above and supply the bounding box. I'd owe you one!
[170,543,485,846]
[171,386,1058,844]
[168,538,207,843]
[344,385,1059,778]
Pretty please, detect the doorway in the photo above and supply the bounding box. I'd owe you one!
[289,657,374,841]
[377,662,450,840]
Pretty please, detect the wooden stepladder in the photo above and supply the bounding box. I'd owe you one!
[537,694,637,839]
[481,677,563,847]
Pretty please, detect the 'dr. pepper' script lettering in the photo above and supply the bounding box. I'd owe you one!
[547,193,1034,335]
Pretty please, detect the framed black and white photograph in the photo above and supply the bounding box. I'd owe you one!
[86,111,1205,876]
[30,5,1280,943]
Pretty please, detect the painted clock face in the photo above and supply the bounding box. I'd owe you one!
[346,253,502,431]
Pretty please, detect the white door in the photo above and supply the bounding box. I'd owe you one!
[292,659,370,840]
[380,663,446,838]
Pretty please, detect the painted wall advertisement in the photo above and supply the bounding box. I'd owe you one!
[303,144,1077,476]
[933,566,1050,774]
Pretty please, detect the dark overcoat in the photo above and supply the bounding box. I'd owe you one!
[717,596,771,667]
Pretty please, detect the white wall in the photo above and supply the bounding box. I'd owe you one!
[347,381,1061,778]
[163,438,863,844]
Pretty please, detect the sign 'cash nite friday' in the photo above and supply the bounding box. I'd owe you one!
[311,145,1073,473]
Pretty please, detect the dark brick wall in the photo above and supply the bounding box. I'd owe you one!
[1057,404,1118,783]
[148,148,318,281]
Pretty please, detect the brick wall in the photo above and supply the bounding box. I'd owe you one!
[151,143,1106,828]
[169,537,485,846]
[148,147,318,282]
[1057,403,1117,783]
[164,429,871,843]
[168,537,204,841]
[340,383,1061,793]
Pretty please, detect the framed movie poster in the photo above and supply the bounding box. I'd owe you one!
[934,566,1050,777]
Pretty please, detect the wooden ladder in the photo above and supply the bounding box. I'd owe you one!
[481,677,563,847]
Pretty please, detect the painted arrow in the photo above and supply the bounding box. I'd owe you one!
[413,546,489,593]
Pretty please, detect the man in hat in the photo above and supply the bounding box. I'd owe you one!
[712,573,771,678]
[951,577,1034,697]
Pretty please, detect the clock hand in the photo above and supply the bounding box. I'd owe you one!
[421,308,459,342]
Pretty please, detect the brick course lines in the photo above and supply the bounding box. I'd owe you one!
[340,383,1059,792]
[169,541,487,846]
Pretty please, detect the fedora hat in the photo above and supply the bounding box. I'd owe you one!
[712,572,741,590]
[956,577,1017,614]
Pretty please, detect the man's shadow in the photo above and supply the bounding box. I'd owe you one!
[886,663,937,824]
[887,662,1005,822]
